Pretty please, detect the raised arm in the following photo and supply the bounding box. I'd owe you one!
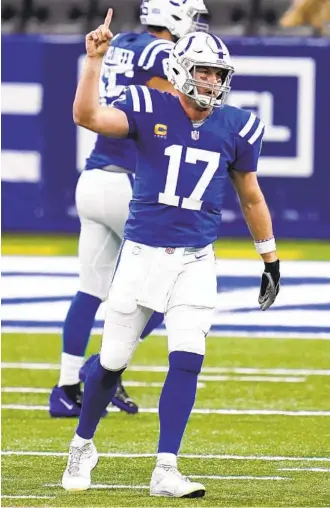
[73,8,129,138]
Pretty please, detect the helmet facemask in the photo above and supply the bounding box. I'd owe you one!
[189,10,209,33]
[178,58,234,109]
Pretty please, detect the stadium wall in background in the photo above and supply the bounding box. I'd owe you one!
[2,35,330,239]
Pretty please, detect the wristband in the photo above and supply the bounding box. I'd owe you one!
[254,237,276,254]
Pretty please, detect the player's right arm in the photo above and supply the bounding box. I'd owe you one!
[73,9,129,138]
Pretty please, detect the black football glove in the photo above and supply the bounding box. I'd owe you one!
[258,259,280,311]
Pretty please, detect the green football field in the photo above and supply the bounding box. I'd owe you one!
[2,233,330,260]
[2,334,330,507]
[2,235,330,506]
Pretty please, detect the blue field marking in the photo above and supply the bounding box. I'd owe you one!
[2,256,330,337]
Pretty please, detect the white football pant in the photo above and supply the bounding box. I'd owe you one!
[100,241,217,371]
[75,168,132,301]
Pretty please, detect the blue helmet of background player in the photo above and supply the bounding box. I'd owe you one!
[140,0,209,39]
[168,32,235,108]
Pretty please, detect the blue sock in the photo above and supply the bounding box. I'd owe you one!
[76,357,124,439]
[140,312,164,340]
[158,351,204,455]
[63,291,101,356]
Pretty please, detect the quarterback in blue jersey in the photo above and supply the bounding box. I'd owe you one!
[49,0,209,418]
[62,9,280,498]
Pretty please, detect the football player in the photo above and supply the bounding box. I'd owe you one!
[62,9,280,498]
[49,0,209,417]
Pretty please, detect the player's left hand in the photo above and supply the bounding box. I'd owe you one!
[86,8,113,59]
[258,259,280,311]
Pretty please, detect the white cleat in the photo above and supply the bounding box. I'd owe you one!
[62,440,98,491]
[150,465,206,498]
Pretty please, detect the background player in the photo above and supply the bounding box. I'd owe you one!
[49,0,209,417]
[61,10,280,498]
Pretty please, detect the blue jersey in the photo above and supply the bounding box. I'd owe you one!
[114,86,265,248]
[85,32,174,172]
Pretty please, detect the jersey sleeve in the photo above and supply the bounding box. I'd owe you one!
[112,85,154,139]
[136,39,174,80]
[232,113,265,172]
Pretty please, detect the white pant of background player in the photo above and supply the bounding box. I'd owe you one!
[76,168,133,302]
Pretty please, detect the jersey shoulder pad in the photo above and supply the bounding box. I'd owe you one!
[136,34,174,71]
[122,85,160,114]
[222,105,265,146]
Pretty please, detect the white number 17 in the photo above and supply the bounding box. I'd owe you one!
[158,145,220,211]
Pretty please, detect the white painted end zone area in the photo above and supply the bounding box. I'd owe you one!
[2,257,330,337]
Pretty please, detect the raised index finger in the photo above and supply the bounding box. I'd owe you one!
[104,8,113,28]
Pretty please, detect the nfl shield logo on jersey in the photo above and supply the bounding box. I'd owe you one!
[191,130,199,141]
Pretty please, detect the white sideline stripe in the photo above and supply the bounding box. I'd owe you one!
[189,475,290,481]
[2,404,330,416]
[239,112,256,138]
[1,495,55,499]
[3,326,330,339]
[199,375,305,383]
[2,362,330,376]
[279,467,330,472]
[2,381,205,393]
[3,451,330,462]
[46,483,149,490]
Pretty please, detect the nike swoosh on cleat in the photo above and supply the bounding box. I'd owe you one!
[59,398,74,410]
[195,253,207,260]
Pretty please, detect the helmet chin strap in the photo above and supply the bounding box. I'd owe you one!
[190,80,222,108]
[194,91,216,109]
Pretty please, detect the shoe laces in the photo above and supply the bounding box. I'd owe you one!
[160,465,189,482]
[68,444,90,476]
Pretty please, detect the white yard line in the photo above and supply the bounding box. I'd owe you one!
[130,366,330,376]
[2,404,329,416]
[3,451,330,462]
[1,495,55,499]
[2,387,51,393]
[279,467,330,472]
[45,478,289,488]
[2,381,205,392]
[189,475,290,480]
[1,375,304,395]
[45,483,149,490]
[2,362,330,376]
[199,375,305,383]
